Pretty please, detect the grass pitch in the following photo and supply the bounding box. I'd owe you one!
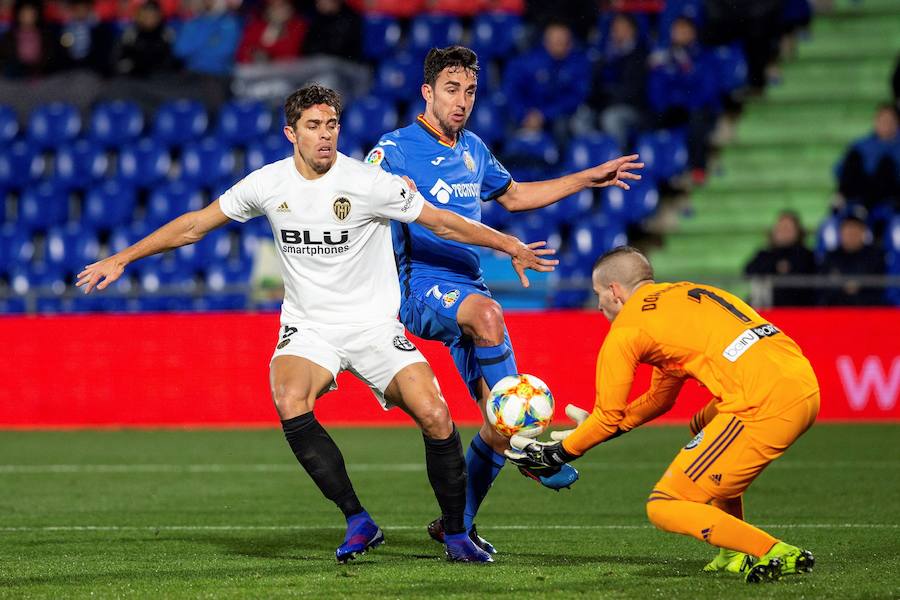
[0,424,897,599]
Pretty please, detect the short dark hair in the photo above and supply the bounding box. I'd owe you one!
[284,84,342,129]
[592,245,654,288]
[423,46,480,87]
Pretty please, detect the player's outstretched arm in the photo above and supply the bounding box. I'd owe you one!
[414,201,558,288]
[76,200,231,294]
[496,154,644,212]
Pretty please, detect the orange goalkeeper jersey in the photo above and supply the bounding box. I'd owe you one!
[562,282,819,456]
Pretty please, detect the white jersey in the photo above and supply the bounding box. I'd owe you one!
[219,153,425,327]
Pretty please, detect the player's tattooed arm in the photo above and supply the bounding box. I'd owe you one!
[76,200,231,294]
[495,154,644,212]
[414,201,559,288]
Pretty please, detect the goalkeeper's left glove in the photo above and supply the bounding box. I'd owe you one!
[548,404,590,441]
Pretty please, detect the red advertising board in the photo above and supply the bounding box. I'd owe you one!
[0,309,897,427]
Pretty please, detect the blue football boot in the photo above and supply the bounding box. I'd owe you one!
[428,518,497,554]
[445,531,494,563]
[335,511,384,563]
[518,463,579,490]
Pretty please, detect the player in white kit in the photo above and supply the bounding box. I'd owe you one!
[76,84,556,563]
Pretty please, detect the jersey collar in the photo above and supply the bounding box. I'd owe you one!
[416,114,457,149]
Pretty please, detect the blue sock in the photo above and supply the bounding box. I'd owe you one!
[464,433,506,530]
[473,339,518,390]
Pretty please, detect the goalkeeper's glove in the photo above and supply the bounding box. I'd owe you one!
[504,435,580,475]
[548,404,590,442]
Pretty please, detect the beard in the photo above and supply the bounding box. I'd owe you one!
[436,113,466,138]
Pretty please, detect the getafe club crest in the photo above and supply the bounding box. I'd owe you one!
[333,197,352,222]
[463,150,476,172]
[442,289,461,308]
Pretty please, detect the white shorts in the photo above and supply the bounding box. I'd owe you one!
[270,320,427,409]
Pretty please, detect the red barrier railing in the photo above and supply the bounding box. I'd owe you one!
[1,309,897,427]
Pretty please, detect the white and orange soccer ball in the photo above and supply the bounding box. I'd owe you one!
[487,374,554,437]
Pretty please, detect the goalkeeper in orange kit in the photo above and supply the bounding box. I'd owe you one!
[507,246,819,583]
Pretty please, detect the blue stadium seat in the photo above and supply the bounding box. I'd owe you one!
[602,180,660,224]
[549,250,593,308]
[470,13,523,61]
[18,182,69,232]
[89,100,144,148]
[146,181,204,229]
[0,297,26,313]
[0,224,36,271]
[503,131,559,182]
[45,223,101,272]
[10,262,67,298]
[53,138,110,189]
[342,96,399,148]
[409,15,464,57]
[200,261,250,311]
[569,215,628,271]
[480,199,509,230]
[153,99,208,146]
[505,213,562,251]
[82,180,137,229]
[636,129,688,182]
[373,52,420,101]
[565,133,620,172]
[555,189,597,225]
[337,133,364,160]
[179,137,237,184]
[245,134,292,173]
[0,104,19,145]
[136,259,198,312]
[175,228,233,267]
[362,15,402,61]
[118,137,172,187]
[713,44,748,95]
[0,139,44,189]
[28,102,81,150]
[217,99,272,145]
[476,246,547,309]
[466,98,504,147]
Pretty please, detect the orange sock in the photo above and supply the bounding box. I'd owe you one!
[647,499,776,557]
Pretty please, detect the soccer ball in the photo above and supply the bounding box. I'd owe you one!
[487,374,554,437]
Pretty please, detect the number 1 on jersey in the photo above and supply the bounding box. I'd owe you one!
[687,287,752,323]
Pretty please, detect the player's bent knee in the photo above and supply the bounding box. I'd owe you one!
[646,499,679,532]
[479,421,510,452]
[461,297,505,343]
[271,385,316,420]
[416,401,453,439]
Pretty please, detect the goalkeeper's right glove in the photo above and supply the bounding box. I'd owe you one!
[549,404,590,442]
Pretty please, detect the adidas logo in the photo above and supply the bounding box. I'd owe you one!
[709,473,722,486]
[276,202,290,213]
[701,527,712,541]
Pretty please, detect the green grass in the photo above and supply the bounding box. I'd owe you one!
[1,425,898,598]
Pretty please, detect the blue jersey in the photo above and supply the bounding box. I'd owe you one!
[366,115,512,287]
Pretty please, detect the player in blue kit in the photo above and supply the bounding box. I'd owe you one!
[367,46,643,552]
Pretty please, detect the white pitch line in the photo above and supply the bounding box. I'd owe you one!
[0,461,896,474]
[0,523,896,533]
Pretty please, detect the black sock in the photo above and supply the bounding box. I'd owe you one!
[281,412,363,519]
[423,425,467,535]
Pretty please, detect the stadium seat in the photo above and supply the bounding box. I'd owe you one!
[555,189,597,225]
[362,15,402,61]
[470,13,524,61]
[28,102,81,150]
[89,100,144,148]
[503,131,559,182]
[337,133,365,160]
[0,224,36,270]
[53,138,110,189]
[175,228,234,267]
[45,223,101,272]
[9,262,67,302]
[466,98,504,147]
[201,261,250,311]
[602,180,660,224]
[713,43,748,96]
[18,182,70,232]
[570,215,628,271]
[0,297,26,314]
[145,181,205,229]
[0,139,45,189]
[373,52,421,101]
[136,259,198,312]
[409,15,464,57]
[565,133,620,172]
[816,215,841,259]
[342,96,399,148]
[117,137,172,187]
[82,180,137,229]
[216,99,272,145]
[548,250,593,308]
[245,134,292,174]
[505,213,562,251]
[0,104,18,145]
[480,198,509,230]
[153,99,208,146]
[635,129,688,182]
[179,137,237,184]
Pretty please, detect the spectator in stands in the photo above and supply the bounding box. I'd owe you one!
[173,0,241,77]
[744,210,817,306]
[302,0,362,62]
[819,211,887,306]
[647,15,719,185]
[113,1,177,78]
[503,19,590,137]
[586,13,648,148]
[236,0,307,64]
[55,0,116,76]
[524,0,595,40]
[836,103,900,214]
[0,1,60,79]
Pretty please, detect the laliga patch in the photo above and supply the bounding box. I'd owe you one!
[392,335,416,352]
[441,289,461,308]
[684,430,704,450]
[365,147,385,165]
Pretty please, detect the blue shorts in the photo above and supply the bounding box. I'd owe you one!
[399,278,515,401]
